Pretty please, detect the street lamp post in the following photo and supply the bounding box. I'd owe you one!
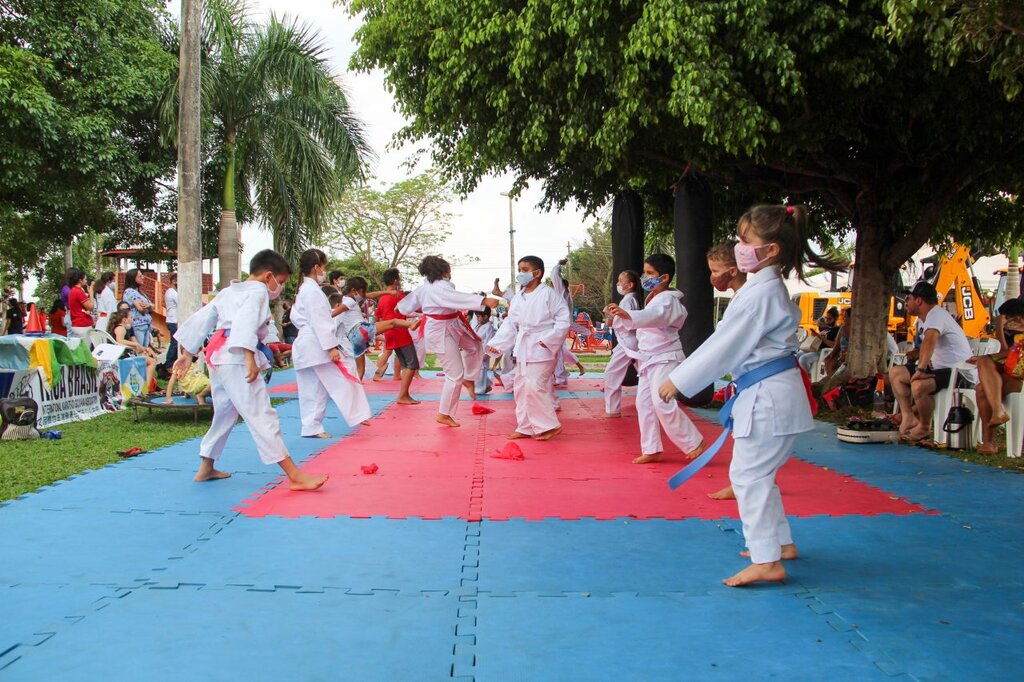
[500,192,515,290]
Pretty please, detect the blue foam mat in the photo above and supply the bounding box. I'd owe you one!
[0,584,125,660]
[471,592,882,681]
[0,507,226,586]
[3,587,457,681]
[156,516,469,592]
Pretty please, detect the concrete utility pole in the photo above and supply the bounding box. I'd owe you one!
[176,0,204,321]
[500,192,516,290]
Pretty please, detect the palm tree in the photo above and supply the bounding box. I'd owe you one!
[161,0,371,285]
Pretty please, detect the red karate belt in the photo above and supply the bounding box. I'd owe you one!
[421,312,480,342]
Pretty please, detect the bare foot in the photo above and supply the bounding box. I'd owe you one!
[685,440,705,460]
[990,411,1011,427]
[463,380,477,400]
[507,431,530,440]
[632,453,663,464]
[162,398,174,405]
[602,413,622,419]
[723,561,787,587]
[708,485,735,500]
[436,414,461,427]
[740,543,798,560]
[396,396,421,405]
[195,397,207,406]
[361,420,372,426]
[303,432,333,439]
[288,471,329,491]
[194,458,232,482]
[976,442,1000,455]
[535,426,562,441]
[372,373,385,382]
[898,416,920,436]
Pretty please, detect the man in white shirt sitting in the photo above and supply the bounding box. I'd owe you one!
[891,281,977,444]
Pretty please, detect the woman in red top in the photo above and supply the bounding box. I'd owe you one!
[48,299,68,336]
[66,268,95,338]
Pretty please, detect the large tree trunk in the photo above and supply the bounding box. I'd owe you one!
[176,0,203,319]
[610,190,645,303]
[63,241,73,270]
[846,219,895,378]
[673,174,715,406]
[217,137,239,288]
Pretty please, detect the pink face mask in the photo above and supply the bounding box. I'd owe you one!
[734,242,770,273]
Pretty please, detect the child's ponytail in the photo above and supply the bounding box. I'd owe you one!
[739,204,847,281]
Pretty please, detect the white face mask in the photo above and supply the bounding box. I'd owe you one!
[107,282,115,291]
[267,278,283,301]
[315,268,326,284]
[516,271,536,287]
[616,284,629,296]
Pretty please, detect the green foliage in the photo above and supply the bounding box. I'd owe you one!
[345,0,1022,263]
[0,0,178,262]
[564,221,613,320]
[321,171,462,288]
[884,0,1024,100]
[160,0,373,265]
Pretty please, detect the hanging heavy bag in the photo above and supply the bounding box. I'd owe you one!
[0,397,40,441]
[942,392,974,451]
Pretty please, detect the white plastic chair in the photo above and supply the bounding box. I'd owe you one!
[88,328,116,348]
[813,348,832,382]
[976,338,1001,356]
[1003,392,1023,458]
[932,362,978,447]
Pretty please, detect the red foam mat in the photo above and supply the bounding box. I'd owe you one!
[237,396,934,520]
[268,376,609,396]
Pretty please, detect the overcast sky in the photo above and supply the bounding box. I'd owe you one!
[166,0,594,293]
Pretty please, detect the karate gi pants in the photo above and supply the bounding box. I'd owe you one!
[200,363,288,465]
[474,358,493,395]
[438,334,482,417]
[730,404,796,564]
[513,358,560,435]
[603,345,635,415]
[296,361,372,437]
[636,361,703,456]
[554,349,569,386]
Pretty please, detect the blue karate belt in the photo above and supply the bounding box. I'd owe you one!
[668,355,799,490]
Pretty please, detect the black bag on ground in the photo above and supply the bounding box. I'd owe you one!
[0,398,40,440]
[838,376,875,408]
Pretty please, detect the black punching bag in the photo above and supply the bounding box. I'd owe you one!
[673,175,715,406]
[611,190,645,387]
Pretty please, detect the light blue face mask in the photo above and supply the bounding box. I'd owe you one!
[640,274,662,291]
[516,271,536,287]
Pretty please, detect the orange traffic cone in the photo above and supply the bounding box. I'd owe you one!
[24,304,45,335]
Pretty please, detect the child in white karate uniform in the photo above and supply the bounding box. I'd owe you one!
[606,254,705,464]
[705,240,747,502]
[472,308,497,396]
[398,256,498,427]
[658,205,845,587]
[172,249,327,490]
[487,256,571,441]
[602,270,642,417]
[291,249,373,440]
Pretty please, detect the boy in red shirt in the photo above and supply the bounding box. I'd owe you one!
[374,268,421,405]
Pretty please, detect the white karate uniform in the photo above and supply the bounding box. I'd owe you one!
[604,291,639,414]
[291,279,371,437]
[398,279,487,417]
[490,284,571,435]
[473,319,496,395]
[174,281,287,466]
[668,266,813,564]
[614,289,703,457]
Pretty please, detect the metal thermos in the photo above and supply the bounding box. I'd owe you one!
[943,391,974,451]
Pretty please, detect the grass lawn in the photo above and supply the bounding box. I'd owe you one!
[0,408,207,502]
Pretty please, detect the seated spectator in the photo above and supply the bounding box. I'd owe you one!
[890,281,977,445]
[798,306,840,374]
[823,307,852,377]
[107,311,156,391]
[971,299,1024,455]
[4,297,24,335]
[48,299,68,336]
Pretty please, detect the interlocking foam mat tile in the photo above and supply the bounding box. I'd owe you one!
[2,587,458,681]
[239,396,932,521]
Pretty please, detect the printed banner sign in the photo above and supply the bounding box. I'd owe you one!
[4,366,104,429]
